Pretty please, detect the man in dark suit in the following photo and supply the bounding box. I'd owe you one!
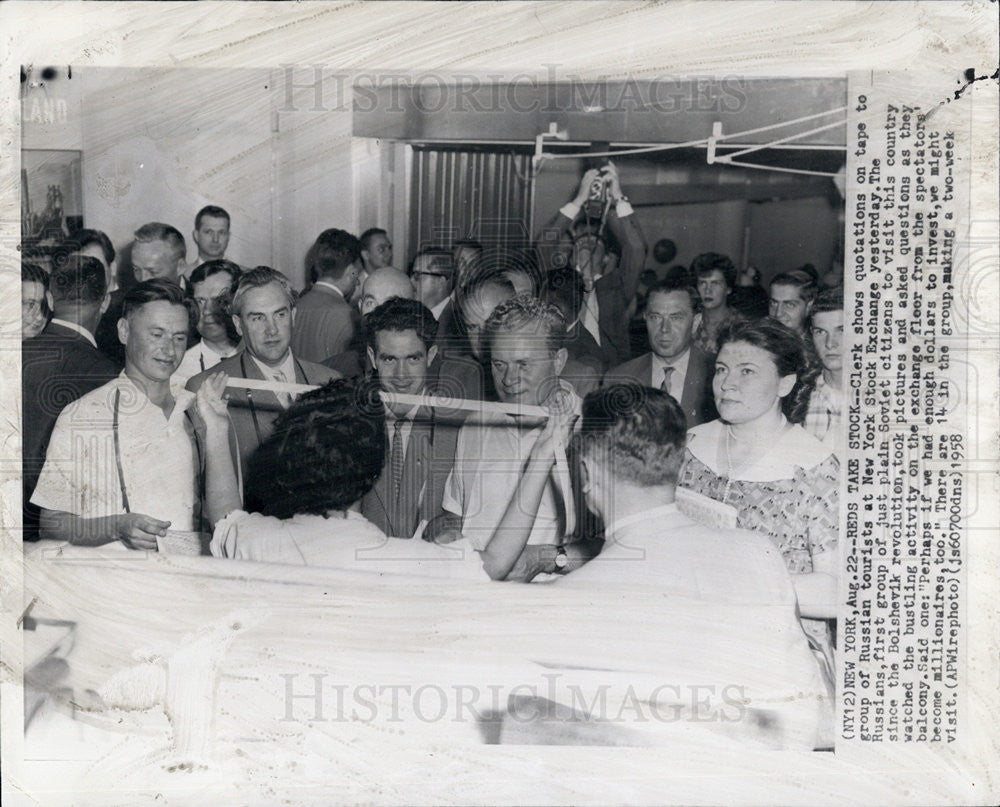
[291,228,362,363]
[534,163,646,368]
[543,265,607,398]
[186,267,339,504]
[22,255,119,540]
[361,297,461,539]
[603,278,717,429]
[95,222,188,367]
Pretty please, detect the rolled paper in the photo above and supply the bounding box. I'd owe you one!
[222,377,574,537]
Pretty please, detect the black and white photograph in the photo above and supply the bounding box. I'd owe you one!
[2,2,998,805]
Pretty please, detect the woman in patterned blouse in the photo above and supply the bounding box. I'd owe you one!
[678,317,839,622]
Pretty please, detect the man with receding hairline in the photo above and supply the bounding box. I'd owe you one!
[95,222,188,367]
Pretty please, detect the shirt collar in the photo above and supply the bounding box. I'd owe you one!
[605,503,682,543]
[313,280,345,299]
[116,371,195,421]
[250,351,297,383]
[49,318,97,349]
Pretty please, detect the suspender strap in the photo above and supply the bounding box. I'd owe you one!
[112,388,131,514]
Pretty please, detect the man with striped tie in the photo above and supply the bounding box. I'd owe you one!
[602,277,716,428]
[360,298,460,539]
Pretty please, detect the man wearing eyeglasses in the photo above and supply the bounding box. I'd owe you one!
[409,249,456,322]
[602,277,716,428]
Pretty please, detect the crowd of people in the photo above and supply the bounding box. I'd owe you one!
[21,164,846,746]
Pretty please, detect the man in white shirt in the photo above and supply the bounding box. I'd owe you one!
[603,278,716,428]
[291,228,362,362]
[431,295,580,549]
[558,384,829,748]
[185,267,339,498]
[32,279,202,549]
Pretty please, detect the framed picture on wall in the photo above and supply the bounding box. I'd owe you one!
[20,148,83,244]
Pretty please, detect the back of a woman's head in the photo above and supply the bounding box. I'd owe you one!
[716,317,818,423]
[246,378,386,519]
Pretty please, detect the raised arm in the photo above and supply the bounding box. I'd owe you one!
[533,168,602,271]
[602,164,647,304]
[195,372,243,526]
[477,411,577,581]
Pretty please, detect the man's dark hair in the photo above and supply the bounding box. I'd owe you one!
[578,384,688,487]
[690,252,737,290]
[121,278,197,331]
[543,266,587,323]
[134,222,186,261]
[360,227,387,251]
[646,276,702,314]
[453,238,483,254]
[245,377,386,519]
[313,228,362,279]
[22,262,48,288]
[49,255,107,306]
[409,248,455,278]
[365,297,438,351]
[58,229,116,268]
[189,259,242,289]
[195,205,230,230]
[769,269,818,304]
[810,285,844,316]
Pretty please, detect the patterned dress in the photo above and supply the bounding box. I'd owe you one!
[678,419,839,573]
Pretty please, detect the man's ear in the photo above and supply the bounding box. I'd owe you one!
[117,317,130,347]
[692,311,703,335]
[366,345,377,370]
[45,290,55,312]
[232,314,243,338]
[99,291,111,316]
[427,344,438,366]
[553,347,569,377]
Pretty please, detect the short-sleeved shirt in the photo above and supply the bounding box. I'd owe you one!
[442,386,582,551]
[212,509,490,580]
[31,373,199,530]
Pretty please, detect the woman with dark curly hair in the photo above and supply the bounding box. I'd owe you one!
[678,317,838,624]
[195,374,506,579]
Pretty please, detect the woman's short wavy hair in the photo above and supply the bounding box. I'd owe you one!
[577,384,688,487]
[715,317,819,424]
[245,377,386,519]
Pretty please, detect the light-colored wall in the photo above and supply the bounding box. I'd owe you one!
[21,67,359,290]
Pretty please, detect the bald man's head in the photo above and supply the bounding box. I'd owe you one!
[359,266,414,316]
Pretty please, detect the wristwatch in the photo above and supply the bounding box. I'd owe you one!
[553,545,569,571]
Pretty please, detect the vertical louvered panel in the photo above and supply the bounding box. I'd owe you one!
[409,147,532,260]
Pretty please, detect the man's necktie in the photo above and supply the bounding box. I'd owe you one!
[391,419,405,496]
[660,365,675,398]
[274,370,292,408]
